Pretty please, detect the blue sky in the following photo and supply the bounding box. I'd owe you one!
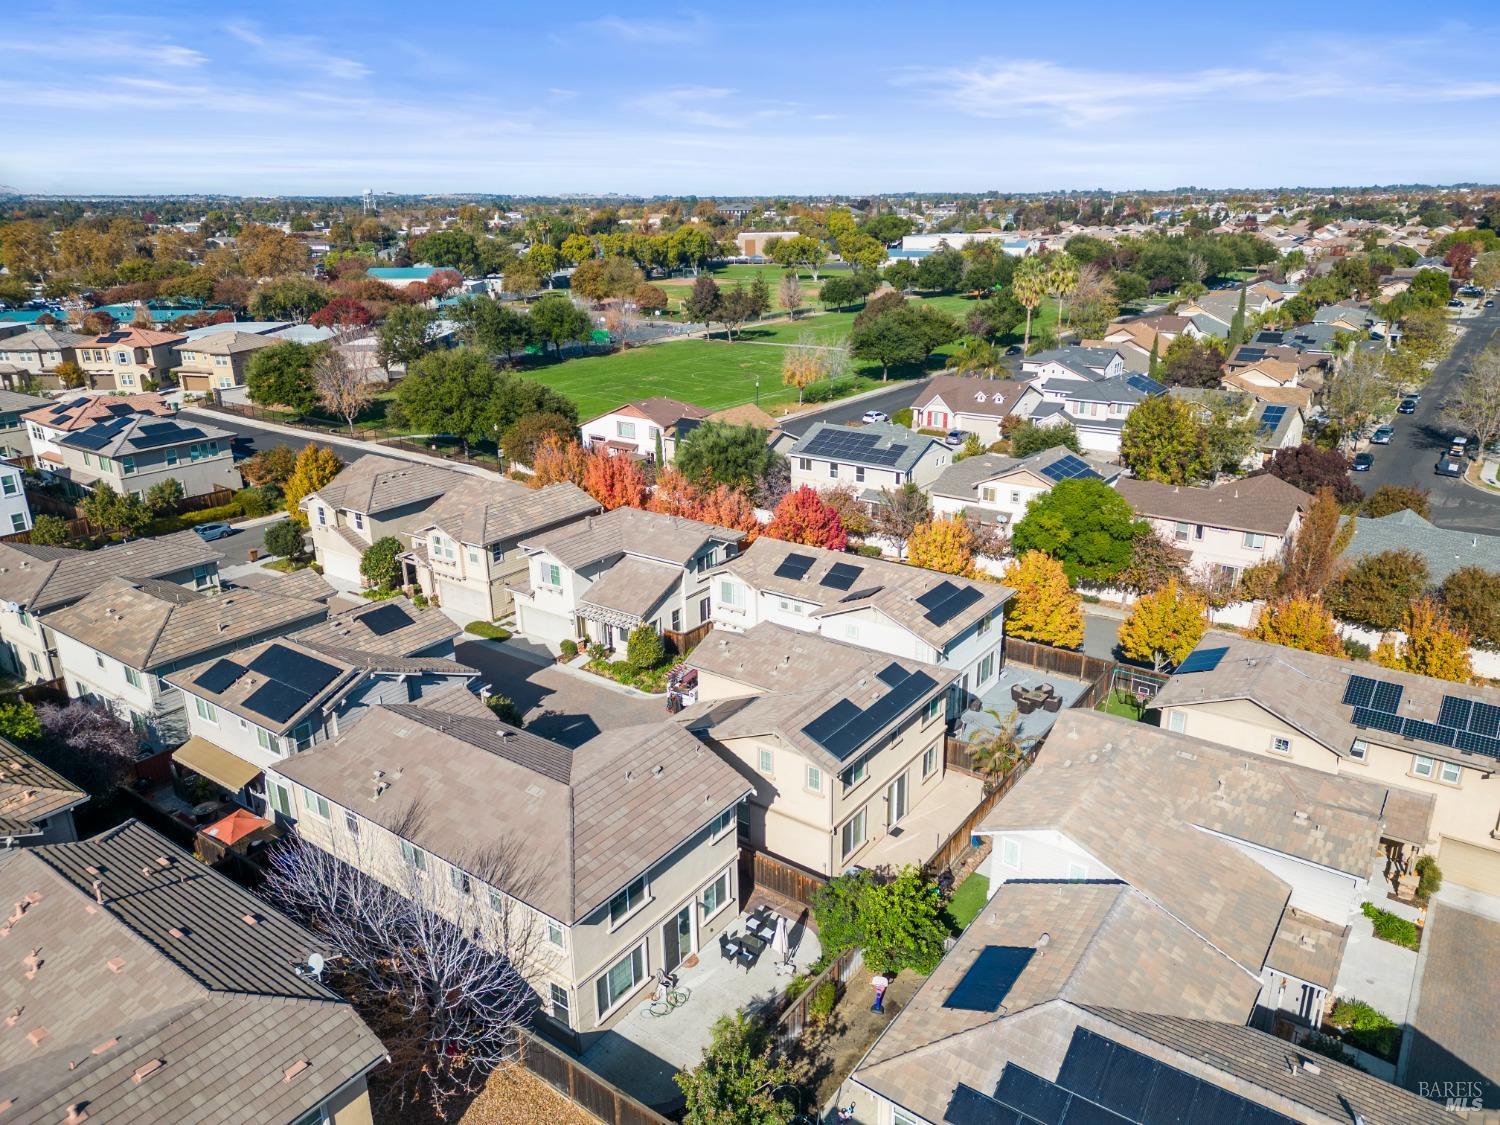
[6,2,1500,196]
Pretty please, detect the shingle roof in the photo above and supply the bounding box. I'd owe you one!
[276,700,749,923]
[787,421,942,473]
[913,374,1031,419]
[306,454,458,517]
[0,738,87,838]
[585,396,712,429]
[0,820,385,1125]
[1022,346,1122,375]
[0,388,49,414]
[56,412,233,458]
[1115,474,1311,535]
[1266,908,1348,990]
[0,530,221,613]
[1347,509,1500,583]
[415,477,598,547]
[713,536,1011,650]
[178,329,278,357]
[0,328,89,351]
[22,393,174,432]
[929,445,1118,503]
[523,506,742,571]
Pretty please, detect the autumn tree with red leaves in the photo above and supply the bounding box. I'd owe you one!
[528,434,589,489]
[309,297,374,328]
[582,447,649,510]
[765,486,847,550]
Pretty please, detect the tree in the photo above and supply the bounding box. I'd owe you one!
[241,444,298,489]
[581,448,649,510]
[818,273,877,309]
[529,435,590,489]
[0,700,41,744]
[54,360,86,389]
[972,289,1025,338]
[528,295,592,356]
[778,271,803,316]
[314,340,378,431]
[810,867,948,974]
[849,304,960,380]
[1011,478,1144,586]
[871,482,931,554]
[1326,549,1429,631]
[1118,578,1208,671]
[1011,256,1049,349]
[1227,286,1248,349]
[1361,485,1430,519]
[675,1013,795,1125]
[906,516,976,576]
[697,484,761,541]
[377,304,436,370]
[570,255,644,302]
[264,518,309,562]
[1120,394,1211,484]
[1443,343,1500,452]
[1256,443,1362,505]
[852,290,906,331]
[245,341,319,413]
[284,443,344,524]
[675,422,775,491]
[307,296,373,329]
[500,412,575,468]
[360,536,403,591]
[1116,532,1190,595]
[1280,488,1354,598]
[769,233,828,280]
[634,283,668,315]
[1374,598,1472,682]
[668,225,717,276]
[248,276,329,321]
[1200,392,1260,477]
[452,295,531,360]
[967,708,1036,789]
[33,702,139,798]
[765,486,847,550]
[1323,351,1394,448]
[682,275,722,324]
[1253,596,1344,656]
[80,482,150,538]
[1440,566,1500,650]
[1001,550,1084,648]
[715,282,768,340]
[1009,421,1081,457]
[626,623,666,671]
[27,514,70,546]
[781,332,834,402]
[144,477,184,514]
[1161,335,1226,389]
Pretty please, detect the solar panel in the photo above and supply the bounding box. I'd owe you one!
[1403,719,1456,748]
[1473,702,1500,738]
[800,669,939,760]
[1257,405,1287,436]
[194,658,245,694]
[917,580,959,611]
[1040,453,1099,483]
[1342,675,1376,708]
[800,699,862,757]
[992,1067,1071,1123]
[359,602,414,636]
[876,663,908,688]
[242,680,313,724]
[917,581,983,626]
[1352,707,1404,735]
[820,562,863,591]
[941,946,1034,1012]
[1438,696,1474,730]
[1175,647,1227,674]
[773,553,815,581]
[248,644,341,694]
[1370,680,1404,713]
[1454,729,1500,759]
[1125,373,1165,396]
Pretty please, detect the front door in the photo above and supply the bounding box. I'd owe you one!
[662,905,693,974]
[887,771,908,827]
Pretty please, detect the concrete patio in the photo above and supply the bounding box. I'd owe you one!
[1333,858,1421,1027]
[955,663,1091,746]
[858,770,986,872]
[580,906,822,1111]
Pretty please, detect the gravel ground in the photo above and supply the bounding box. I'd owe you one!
[458,1065,598,1125]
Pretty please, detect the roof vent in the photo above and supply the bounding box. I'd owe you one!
[27,1026,48,1047]
[372,780,389,799]
[283,1058,311,1083]
[1299,1058,1320,1075]
[1294,810,1309,821]
[91,1037,118,1055]
[241,912,258,926]
[132,1059,164,1084]
[105,957,125,973]
[23,949,41,979]
[652,764,664,777]
[167,927,184,940]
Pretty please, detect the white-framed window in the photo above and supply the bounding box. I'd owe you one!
[1349,739,1368,761]
[718,579,743,608]
[608,875,648,926]
[893,1109,921,1125]
[978,612,992,636]
[844,622,859,641]
[806,764,823,793]
[1009,490,1021,504]
[798,457,811,471]
[544,562,562,587]
[400,839,428,871]
[1440,760,1462,785]
[925,696,942,723]
[1412,755,1435,779]
[1168,710,1186,733]
[1271,737,1291,754]
[345,810,360,836]
[595,943,646,1020]
[1001,836,1021,868]
[757,747,774,775]
[316,505,326,525]
[978,653,995,682]
[0,474,15,496]
[828,461,838,479]
[1243,531,1265,550]
[840,807,868,860]
[10,514,25,534]
[449,865,472,895]
[547,919,565,946]
[980,487,996,503]
[855,465,866,483]
[194,697,218,724]
[922,743,939,778]
[124,666,141,689]
[1175,521,1191,543]
[353,511,364,531]
[702,867,731,917]
[549,983,571,1028]
[256,726,273,751]
[302,788,330,819]
[269,782,293,818]
[844,758,869,791]
[709,808,734,839]
[1068,861,1088,880]
[165,448,179,466]
[468,548,480,566]
[616,420,636,440]
[120,456,135,474]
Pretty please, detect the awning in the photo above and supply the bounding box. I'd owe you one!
[172,737,261,793]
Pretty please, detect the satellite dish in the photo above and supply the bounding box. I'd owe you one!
[307,952,326,978]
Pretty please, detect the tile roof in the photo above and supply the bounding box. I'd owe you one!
[292,595,464,664]
[523,506,743,571]
[84,326,187,348]
[713,536,1011,650]
[1152,631,1500,774]
[1347,508,1500,583]
[1403,901,1500,1107]
[1266,908,1348,990]
[415,477,598,547]
[585,396,712,429]
[0,388,49,414]
[0,737,87,839]
[56,412,233,458]
[44,576,328,671]
[22,393,174,432]
[306,454,459,517]
[276,699,749,923]
[178,329,278,357]
[1115,474,1311,535]
[913,373,1031,419]
[0,820,385,1125]
[578,555,680,620]
[929,445,1118,503]
[787,420,944,473]
[0,530,221,613]
[0,328,88,351]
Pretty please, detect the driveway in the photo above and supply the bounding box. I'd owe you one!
[454,640,666,747]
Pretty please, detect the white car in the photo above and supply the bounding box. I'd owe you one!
[861,410,889,424]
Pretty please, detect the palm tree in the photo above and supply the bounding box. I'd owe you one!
[1045,255,1080,338]
[968,708,1037,791]
[1012,257,1048,351]
[952,336,1000,376]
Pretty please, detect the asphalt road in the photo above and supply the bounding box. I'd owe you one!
[193,412,369,463]
[209,519,273,566]
[777,379,929,437]
[1356,300,1500,533]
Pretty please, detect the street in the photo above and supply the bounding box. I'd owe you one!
[209,518,273,566]
[1356,300,1500,533]
[187,409,375,464]
[777,380,928,437]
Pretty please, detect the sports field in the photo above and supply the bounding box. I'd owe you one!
[653,263,840,313]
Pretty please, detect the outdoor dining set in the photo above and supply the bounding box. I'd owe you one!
[719,905,796,974]
[1012,682,1063,715]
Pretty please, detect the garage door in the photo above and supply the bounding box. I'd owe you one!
[517,603,573,646]
[1438,836,1500,895]
[436,578,493,624]
[319,547,363,585]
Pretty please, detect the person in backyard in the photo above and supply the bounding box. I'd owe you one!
[872,971,890,1013]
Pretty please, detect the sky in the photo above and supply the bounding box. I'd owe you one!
[6,2,1500,197]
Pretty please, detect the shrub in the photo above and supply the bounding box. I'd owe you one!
[235,485,279,518]
[626,624,666,672]
[411,592,429,609]
[892,407,913,428]
[783,973,813,1003]
[463,620,511,641]
[1328,998,1401,1061]
[1415,855,1442,900]
[559,639,578,660]
[1361,902,1420,950]
[800,377,858,404]
[808,980,838,1024]
[359,536,402,591]
[1342,636,1372,660]
[484,693,522,725]
[27,514,73,546]
[0,700,41,743]
[263,518,308,562]
[811,866,948,974]
[1303,1033,1367,1072]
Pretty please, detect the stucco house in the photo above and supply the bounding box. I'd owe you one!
[0,328,87,390]
[786,421,950,498]
[930,445,1120,528]
[580,397,713,462]
[75,326,186,390]
[910,373,1039,444]
[174,329,277,393]
[0,737,87,846]
[302,455,458,587]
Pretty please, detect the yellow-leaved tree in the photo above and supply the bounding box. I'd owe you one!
[283,443,344,525]
[1001,550,1083,649]
[1374,597,1473,683]
[906,516,976,577]
[1118,578,1208,671]
[1251,595,1343,656]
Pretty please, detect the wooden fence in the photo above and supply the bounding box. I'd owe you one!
[773,944,862,1052]
[7,484,239,546]
[512,1028,670,1125]
[923,753,1034,880]
[738,849,828,910]
[664,620,713,657]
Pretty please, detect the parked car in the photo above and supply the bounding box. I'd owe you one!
[1004,345,1023,355]
[861,409,889,424]
[1397,398,1418,414]
[1436,456,1464,477]
[1371,425,1394,444]
[1352,452,1374,471]
[1487,300,1495,308]
[944,429,971,447]
[193,522,234,541]
[1448,299,1465,308]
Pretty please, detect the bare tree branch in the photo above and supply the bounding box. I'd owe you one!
[316,332,380,432]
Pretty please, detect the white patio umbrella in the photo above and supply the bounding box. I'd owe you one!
[771,914,790,963]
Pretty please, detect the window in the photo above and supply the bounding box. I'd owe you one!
[757,747,774,775]
[699,597,711,623]
[978,653,995,682]
[17,608,30,629]
[269,783,293,818]
[302,788,330,819]
[544,562,562,587]
[1195,525,1205,540]
[855,465,865,483]
[980,487,996,503]
[616,420,636,440]
[194,697,218,724]
[490,543,505,561]
[719,580,743,608]
[1068,861,1088,880]
[1001,837,1021,868]
[165,448,178,466]
[840,807,868,860]
[468,548,480,566]
[1440,761,1462,785]
[124,666,141,689]
[892,1110,922,1125]
[595,944,646,1019]
[828,461,838,479]
[798,457,811,472]
[353,511,364,531]
[192,564,214,590]
[10,514,25,534]
[1271,737,1291,754]
[1175,521,1191,543]
[1010,490,1021,504]
[977,612,992,635]
[702,868,731,916]
[844,759,868,790]
[400,840,427,871]
[844,622,859,641]
[709,808,735,839]
[922,743,939,778]
[608,875,648,925]
[449,865,472,895]
[120,456,135,474]
[1168,710,1186,733]
[549,983,571,1028]
[0,474,14,496]
[1242,531,1265,550]
[924,696,942,723]
[671,609,681,631]
[1412,755,1435,779]
[1349,740,1368,761]
[800,764,822,793]
[547,919,564,946]
[345,810,360,836]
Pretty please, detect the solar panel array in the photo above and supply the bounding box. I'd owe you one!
[800,428,909,467]
[800,667,938,760]
[941,946,1034,1012]
[1341,674,1403,713]
[1344,676,1500,760]
[1257,405,1287,437]
[773,552,815,580]
[359,602,414,636]
[1124,373,1166,397]
[1175,646,1227,674]
[195,658,246,694]
[915,580,983,626]
[241,644,342,725]
[819,561,863,591]
[1039,453,1100,483]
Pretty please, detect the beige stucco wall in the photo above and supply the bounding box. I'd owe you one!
[322,1073,376,1125]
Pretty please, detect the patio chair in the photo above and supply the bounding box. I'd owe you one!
[1042,694,1062,713]
[719,933,738,962]
[1010,683,1026,704]
[1016,698,1037,715]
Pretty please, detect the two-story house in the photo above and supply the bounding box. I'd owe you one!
[679,624,958,877]
[1153,634,1500,895]
[0,736,88,846]
[0,328,87,390]
[1018,345,1126,383]
[0,388,48,459]
[930,446,1120,529]
[1115,475,1310,587]
[513,507,744,651]
[302,454,459,586]
[44,412,239,500]
[166,596,474,812]
[710,537,1011,712]
[786,422,950,498]
[0,819,386,1125]
[0,530,221,683]
[406,476,599,622]
[23,393,176,461]
[75,327,186,390]
[174,329,277,393]
[580,397,712,462]
[273,691,750,1048]
[43,576,328,747]
[1029,372,1165,457]
[1093,315,1199,372]
[0,461,31,536]
[910,374,1039,445]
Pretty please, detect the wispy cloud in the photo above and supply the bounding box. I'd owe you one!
[225,21,370,80]
[6,32,206,69]
[585,14,707,45]
[628,86,738,128]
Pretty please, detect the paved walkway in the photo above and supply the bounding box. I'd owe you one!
[1334,865,1421,1022]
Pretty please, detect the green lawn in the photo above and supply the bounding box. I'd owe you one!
[1099,689,1153,722]
[944,873,990,933]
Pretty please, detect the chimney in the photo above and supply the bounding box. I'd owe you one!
[106,958,125,973]
[132,1059,164,1084]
